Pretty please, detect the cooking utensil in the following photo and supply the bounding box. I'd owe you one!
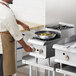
[35,30,56,40]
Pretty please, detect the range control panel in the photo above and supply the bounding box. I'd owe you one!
[28,43,46,58]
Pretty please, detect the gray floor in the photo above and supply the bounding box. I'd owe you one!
[16,72,63,76]
[17,65,64,76]
[17,72,28,76]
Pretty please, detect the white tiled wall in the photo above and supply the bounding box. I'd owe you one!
[46,0,76,27]
[10,0,76,30]
[10,0,45,25]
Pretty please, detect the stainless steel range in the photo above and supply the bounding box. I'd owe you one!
[28,28,61,59]
[28,22,75,59]
[53,35,76,67]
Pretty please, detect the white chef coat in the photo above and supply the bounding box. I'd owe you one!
[0,1,23,54]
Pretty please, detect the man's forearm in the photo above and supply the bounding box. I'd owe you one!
[16,19,30,30]
[18,38,27,47]
[16,19,24,25]
[18,38,33,52]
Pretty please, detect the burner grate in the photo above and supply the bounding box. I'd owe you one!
[47,24,73,30]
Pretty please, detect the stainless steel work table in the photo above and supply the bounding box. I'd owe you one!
[22,55,56,76]
[22,55,76,76]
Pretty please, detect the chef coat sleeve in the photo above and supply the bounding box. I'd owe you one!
[4,14,23,41]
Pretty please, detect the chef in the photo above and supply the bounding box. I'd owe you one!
[0,0,33,76]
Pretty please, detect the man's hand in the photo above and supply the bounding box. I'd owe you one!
[18,39,34,52]
[16,19,30,31]
[22,24,30,31]
[24,44,33,52]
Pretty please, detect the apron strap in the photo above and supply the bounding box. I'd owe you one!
[0,2,10,8]
[0,31,9,34]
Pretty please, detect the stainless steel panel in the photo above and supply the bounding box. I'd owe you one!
[55,49,76,67]
[58,35,76,44]
[54,35,76,67]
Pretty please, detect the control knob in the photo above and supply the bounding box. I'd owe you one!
[32,48,36,52]
[65,55,69,61]
[39,49,43,54]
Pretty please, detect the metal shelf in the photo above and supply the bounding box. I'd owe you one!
[56,65,76,76]
[22,55,55,71]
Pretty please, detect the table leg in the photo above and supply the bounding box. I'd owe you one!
[48,71,51,76]
[36,67,39,76]
[29,65,32,76]
[53,70,56,76]
[60,63,62,69]
[35,58,38,76]
[64,74,67,76]
[48,58,51,76]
